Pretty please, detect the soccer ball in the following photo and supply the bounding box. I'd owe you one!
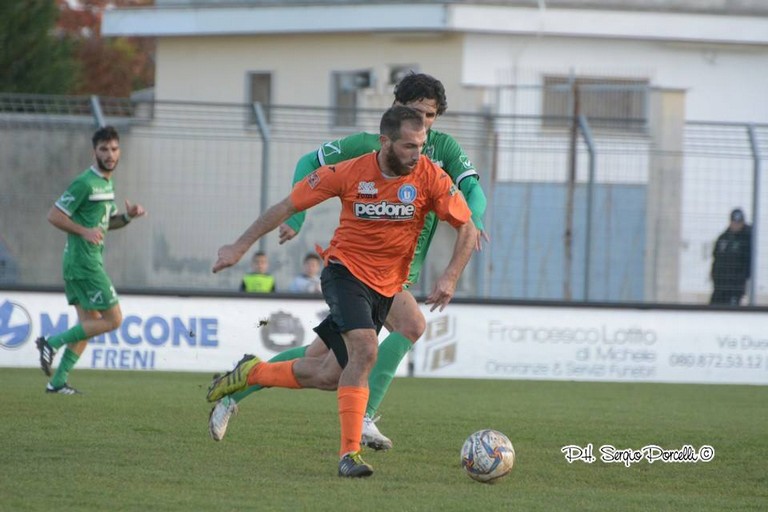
[460,429,515,483]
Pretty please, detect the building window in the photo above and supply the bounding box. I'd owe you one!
[542,75,648,132]
[332,70,373,127]
[248,72,272,123]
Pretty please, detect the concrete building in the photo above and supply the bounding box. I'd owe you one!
[104,0,768,122]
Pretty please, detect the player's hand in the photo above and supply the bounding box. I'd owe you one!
[475,229,491,252]
[425,277,457,312]
[81,227,104,245]
[213,244,245,273]
[278,223,297,244]
[124,200,146,220]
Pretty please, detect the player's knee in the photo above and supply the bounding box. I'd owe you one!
[359,342,378,364]
[305,338,329,358]
[399,314,426,343]
[387,301,426,343]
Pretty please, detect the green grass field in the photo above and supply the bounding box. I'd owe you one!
[1,369,766,512]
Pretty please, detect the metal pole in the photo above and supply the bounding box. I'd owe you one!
[252,102,271,253]
[476,107,495,298]
[578,115,596,301]
[746,124,760,305]
[564,76,578,300]
[90,95,105,128]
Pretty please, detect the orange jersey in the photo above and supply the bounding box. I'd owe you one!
[290,152,471,297]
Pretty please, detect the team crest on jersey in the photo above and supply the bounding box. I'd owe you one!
[398,184,417,204]
[424,145,435,160]
[460,154,474,169]
[58,191,75,207]
[321,140,342,157]
[307,171,321,189]
[357,181,378,198]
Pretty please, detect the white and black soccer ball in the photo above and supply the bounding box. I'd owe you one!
[460,429,515,483]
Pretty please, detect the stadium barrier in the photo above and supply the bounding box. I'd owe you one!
[2,291,766,385]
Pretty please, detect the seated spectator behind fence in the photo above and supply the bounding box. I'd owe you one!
[288,252,322,294]
[240,251,276,293]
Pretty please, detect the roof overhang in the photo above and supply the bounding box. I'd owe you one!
[102,4,768,46]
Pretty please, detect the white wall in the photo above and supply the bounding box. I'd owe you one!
[155,33,464,106]
[462,34,768,123]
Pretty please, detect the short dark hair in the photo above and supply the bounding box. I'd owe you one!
[253,251,267,258]
[92,125,119,148]
[393,72,448,116]
[304,252,322,263]
[380,106,425,142]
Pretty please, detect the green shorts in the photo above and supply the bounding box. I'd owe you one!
[64,273,119,311]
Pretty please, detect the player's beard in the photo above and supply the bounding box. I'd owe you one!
[383,147,416,177]
[96,155,118,173]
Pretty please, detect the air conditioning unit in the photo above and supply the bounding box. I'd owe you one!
[389,65,418,85]
[339,70,375,92]
[354,70,374,89]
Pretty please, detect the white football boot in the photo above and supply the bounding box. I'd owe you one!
[208,395,238,441]
[361,414,393,451]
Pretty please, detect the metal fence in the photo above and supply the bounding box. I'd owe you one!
[0,92,765,306]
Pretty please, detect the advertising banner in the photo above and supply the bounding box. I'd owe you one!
[413,305,768,384]
[2,292,767,384]
[0,292,339,373]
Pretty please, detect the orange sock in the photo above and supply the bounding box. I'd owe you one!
[337,386,369,457]
[246,361,302,389]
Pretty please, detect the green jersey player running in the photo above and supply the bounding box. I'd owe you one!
[208,72,489,447]
[36,126,146,394]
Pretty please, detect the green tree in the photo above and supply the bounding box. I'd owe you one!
[57,0,155,97]
[0,0,78,94]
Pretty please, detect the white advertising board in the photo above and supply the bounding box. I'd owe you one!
[414,304,768,385]
[0,291,360,374]
[2,291,767,385]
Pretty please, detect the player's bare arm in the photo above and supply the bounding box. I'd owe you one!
[47,206,103,244]
[425,220,477,312]
[213,196,298,273]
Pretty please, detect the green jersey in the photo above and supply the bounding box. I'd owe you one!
[316,130,478,186]
[286,129,486,285]
[55,166,117,280]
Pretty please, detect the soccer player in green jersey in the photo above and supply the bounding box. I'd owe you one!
[208,72,489,446]
[36,126,146,394]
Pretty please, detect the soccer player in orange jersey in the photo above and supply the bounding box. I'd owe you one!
[208,105,476,478]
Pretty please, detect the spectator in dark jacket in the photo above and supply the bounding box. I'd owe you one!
[710,208,751,305]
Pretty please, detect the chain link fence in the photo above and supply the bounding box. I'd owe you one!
[1,92,765,305]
